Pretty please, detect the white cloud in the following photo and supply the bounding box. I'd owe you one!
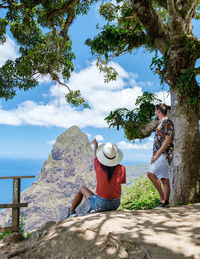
[95,134,104,141]
[155,90,171,105]
[0,109,22,126]
[117,136,154,150]
[46,140,56,145]
[0,36,19,66]
[0,61,170,128]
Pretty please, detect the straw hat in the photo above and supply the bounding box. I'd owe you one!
[96,142,123,167]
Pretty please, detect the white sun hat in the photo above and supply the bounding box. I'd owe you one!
[96,142,123,167]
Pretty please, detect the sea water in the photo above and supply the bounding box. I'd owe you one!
[0,158,44,205]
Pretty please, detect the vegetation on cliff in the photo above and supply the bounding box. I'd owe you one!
[120,176,160,210]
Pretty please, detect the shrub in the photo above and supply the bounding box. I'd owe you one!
[0,231,11,239]
[119,175,160,210]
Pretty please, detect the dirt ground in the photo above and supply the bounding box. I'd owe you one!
[0,203,200,259]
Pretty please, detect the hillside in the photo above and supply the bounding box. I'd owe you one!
[0,203,200,259]
[125,164,149,183]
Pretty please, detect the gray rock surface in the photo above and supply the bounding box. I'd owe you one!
[1,204,200,259]
[0,126,96,232]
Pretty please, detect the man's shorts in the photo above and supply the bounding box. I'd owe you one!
[148,154,169,179]
[88,194,120,212]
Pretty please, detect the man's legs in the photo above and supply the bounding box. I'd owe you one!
[161,178,170,202]
[70,185,94,212]
[147,172,165,202]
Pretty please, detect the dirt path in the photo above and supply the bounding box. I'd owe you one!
[0,203,200,258]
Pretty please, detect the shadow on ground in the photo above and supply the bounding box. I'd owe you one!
[1,203,200,259]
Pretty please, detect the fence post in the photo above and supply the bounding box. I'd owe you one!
[12,178,21,232]
[0,176,35,233]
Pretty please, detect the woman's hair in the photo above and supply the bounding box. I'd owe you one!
[101,164,116,182]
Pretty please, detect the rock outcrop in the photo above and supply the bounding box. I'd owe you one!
[0,126,96,232]
[1,204,200,259]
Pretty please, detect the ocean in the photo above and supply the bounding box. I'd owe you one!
[0,158,44,205]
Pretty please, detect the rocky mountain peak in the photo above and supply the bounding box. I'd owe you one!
[38,125,94,182]
[55,125,88,149]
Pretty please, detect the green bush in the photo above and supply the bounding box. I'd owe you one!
[119,176,160,210]
[0,231,11,239]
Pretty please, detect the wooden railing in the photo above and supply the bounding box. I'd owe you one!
[0,176,35,233]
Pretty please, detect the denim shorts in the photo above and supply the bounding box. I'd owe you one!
[88,194,120,212]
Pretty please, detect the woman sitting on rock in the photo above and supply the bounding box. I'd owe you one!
[67,138,126,218]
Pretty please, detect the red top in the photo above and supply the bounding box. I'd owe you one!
[94,157,126,199]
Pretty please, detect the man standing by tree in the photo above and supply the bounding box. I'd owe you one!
[147,104,174,208]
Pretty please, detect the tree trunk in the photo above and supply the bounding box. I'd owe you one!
[170,88,200,205]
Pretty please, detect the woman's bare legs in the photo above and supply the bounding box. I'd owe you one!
[70,185,94,212]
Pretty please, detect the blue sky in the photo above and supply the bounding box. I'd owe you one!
[0,3,173,165]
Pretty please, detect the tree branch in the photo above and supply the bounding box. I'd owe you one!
[180,67,200,74]
[105,33,149,61]
[0,4,9,8]
[131,0,169,54]
[51,74,71,93]
[46,0,79,21]
[46,0,79,57]
[139,108,172,139]
[46,1,79,91]
[0,0,18,10]
[167,0,186,39]
[182,0,196,19]
[60,3,77,52]
[40,59,72,93]
[167,0,177,15]
[57,81,71,93]
[140,119,159,138]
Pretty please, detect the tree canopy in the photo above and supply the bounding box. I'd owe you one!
[0,1,200,109]
[1,0,199,123]
[86,0,200,113]
[0,0,95,107]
